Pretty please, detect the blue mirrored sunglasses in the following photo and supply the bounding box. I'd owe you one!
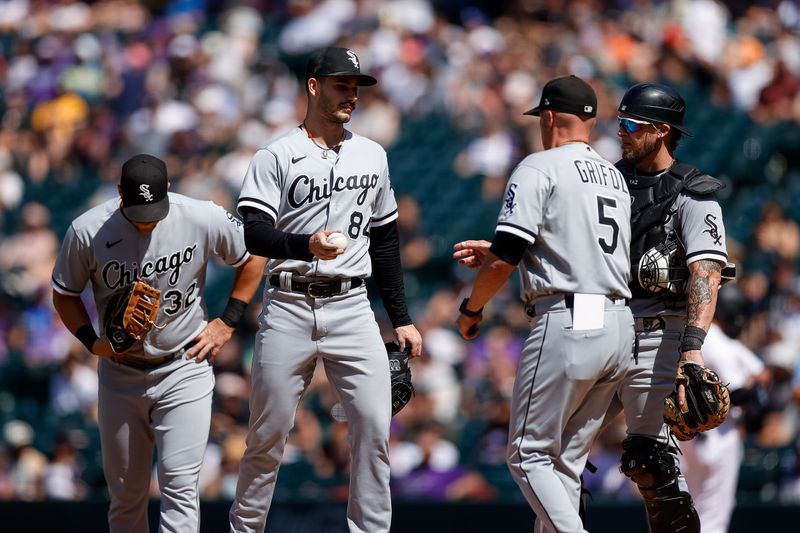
[617,116,653,134]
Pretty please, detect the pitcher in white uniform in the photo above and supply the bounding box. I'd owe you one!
[51,154,266,533]
[455,76,634,533]
[229,47,422,533]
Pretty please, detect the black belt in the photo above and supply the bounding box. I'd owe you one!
[269,274,363,298]
[524,294,627,318]
[117,340,197,370]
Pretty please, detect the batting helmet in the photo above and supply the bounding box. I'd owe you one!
[618,83,693,136]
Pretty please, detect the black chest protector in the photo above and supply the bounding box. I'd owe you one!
[616,161,724,301]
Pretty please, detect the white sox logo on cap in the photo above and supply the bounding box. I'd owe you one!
[140,184,154,202]
[120,153,169,222]
[346,50,359,68]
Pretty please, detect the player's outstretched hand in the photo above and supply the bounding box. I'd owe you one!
[395,324,422,358]
[310,230,346,260]
[185,318,235,364]
[453,240,492,269]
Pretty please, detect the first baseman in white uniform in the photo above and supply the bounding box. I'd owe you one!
[455,76,634,533]
[229,47,422,533]
[682,289,765,533]
[51,154,266,532]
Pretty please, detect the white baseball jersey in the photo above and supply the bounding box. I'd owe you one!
[496,143,632,301]
[51,192,250,356]
[237,127,397,278]
[631,190,728,317]
[682,323,764,533]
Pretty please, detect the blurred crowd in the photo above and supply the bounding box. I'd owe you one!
[1,0,800,509]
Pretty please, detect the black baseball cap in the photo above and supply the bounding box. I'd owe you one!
[524,75,597,118]
[119,154,170,222]
[305,47,377,86]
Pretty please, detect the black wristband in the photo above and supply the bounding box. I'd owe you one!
[75,324,98,352]
[680,325,707,353]
[220,298,248,328]
[459,298,483,318]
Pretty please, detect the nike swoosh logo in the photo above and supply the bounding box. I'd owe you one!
[106,239,123,248]
[292,156,307,164]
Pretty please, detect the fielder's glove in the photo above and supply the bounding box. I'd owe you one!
[663,361,731,441]
[104,280,161,353]
[386,342,414,416]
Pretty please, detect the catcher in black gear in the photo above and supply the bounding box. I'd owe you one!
[386,342,414,415]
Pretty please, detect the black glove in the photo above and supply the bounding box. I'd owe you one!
[663,361,731,441]
[386,342,414,416]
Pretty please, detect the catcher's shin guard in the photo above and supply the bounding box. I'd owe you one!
[620,436,699,533]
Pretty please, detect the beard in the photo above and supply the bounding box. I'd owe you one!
[320,93,355,124]
[622,135,659,163]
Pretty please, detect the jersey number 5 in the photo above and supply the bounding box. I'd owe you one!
[596,196,619,254]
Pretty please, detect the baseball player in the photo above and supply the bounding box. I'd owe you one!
[51,154,266,533]
[681,285,767,533]
[229,47,422,533]
[456,84,732,532]
[455,76,634,533]
[601,83,729,532]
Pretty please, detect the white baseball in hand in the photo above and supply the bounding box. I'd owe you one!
[327,231,348,249]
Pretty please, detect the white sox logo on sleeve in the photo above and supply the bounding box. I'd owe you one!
[703,214,722,245]
[503,183,518,216]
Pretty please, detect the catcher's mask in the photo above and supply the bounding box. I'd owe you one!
[638,232,688,294]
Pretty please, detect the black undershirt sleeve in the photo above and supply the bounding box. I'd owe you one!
[369,221,412,328]
[489,231,529,265]
[242,207,313,261]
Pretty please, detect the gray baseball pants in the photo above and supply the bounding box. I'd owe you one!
[98,356,214,533]
[230,285,391,533]
[506,295,634,533]
[606,315,685,442]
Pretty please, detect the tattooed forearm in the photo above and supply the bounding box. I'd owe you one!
[686,260,722,327]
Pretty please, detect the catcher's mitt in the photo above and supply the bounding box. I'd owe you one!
[104,280,161,353]
[663,361,731,441]
[386,342,414,416]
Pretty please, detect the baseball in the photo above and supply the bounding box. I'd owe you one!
[327,231,348,249]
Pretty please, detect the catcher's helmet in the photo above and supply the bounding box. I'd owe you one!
[619,83,693,136]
